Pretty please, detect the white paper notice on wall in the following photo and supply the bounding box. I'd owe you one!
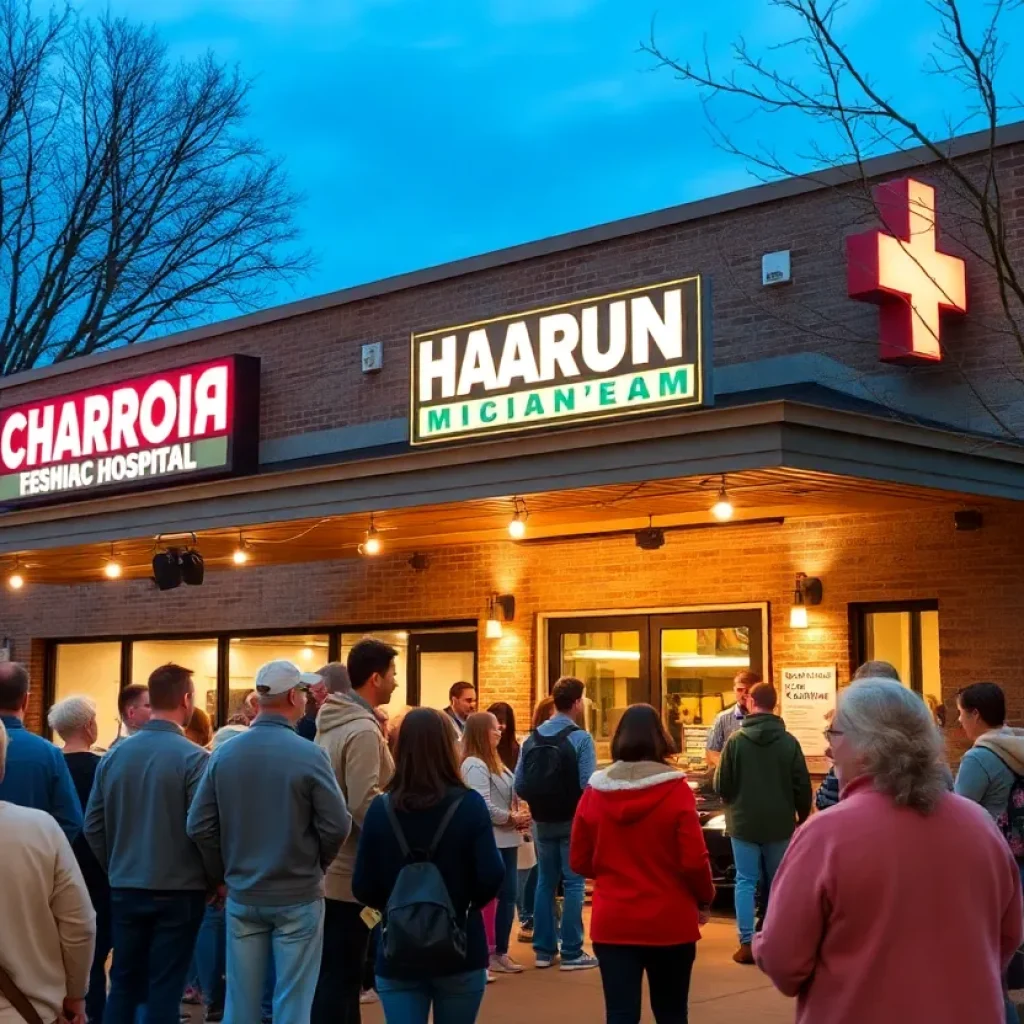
[779,665,837,758]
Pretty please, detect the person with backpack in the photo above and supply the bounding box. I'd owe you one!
[352,707,504,1024]
[571,704,715,1024]
[514,676,599,971]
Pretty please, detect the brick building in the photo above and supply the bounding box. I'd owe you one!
[3,121,1024,769]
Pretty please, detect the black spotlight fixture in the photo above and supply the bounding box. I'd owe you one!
[151,535,205,590]
[634,515,665,551]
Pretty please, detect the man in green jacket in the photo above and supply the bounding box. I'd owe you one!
[714,680,812,965]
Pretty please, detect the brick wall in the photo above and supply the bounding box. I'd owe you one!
[10,502,1024,766]
[1,144,1022,440]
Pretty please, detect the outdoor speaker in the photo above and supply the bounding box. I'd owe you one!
[180,549,205,586]
[152,550,182,591]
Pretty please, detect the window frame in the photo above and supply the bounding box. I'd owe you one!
[44,619,477,739]
[848,599,939,694]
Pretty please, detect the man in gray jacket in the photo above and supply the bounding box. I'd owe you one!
[85,663,215,1024]
[188,660,351,1024]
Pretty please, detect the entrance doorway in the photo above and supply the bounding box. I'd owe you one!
[547,609,765,762]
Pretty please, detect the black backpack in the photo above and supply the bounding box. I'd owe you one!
[381,794,468,974]
[515,724,582,822]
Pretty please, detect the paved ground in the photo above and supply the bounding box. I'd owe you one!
[359,915,794,1023]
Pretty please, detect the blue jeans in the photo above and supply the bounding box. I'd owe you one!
[731,838,790,944]
[516,865,537,929]
[494,847,518,955]
[534,834,585,961]
[225,898,324,1024]
[376,969,487,1024]
[192,903,275,1018]
[105,889,206,1024]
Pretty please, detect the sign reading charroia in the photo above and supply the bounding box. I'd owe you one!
[411,277,704,444]
[0,356,260,505]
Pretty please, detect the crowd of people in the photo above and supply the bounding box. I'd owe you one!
[1,646,1024,1024]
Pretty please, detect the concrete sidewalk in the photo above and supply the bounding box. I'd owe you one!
[361,916,793,1023]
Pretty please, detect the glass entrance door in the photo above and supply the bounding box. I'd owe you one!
[549,610,764,763]
[407,630,478,713]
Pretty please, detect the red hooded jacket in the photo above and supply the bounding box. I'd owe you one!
[570,761,715,946]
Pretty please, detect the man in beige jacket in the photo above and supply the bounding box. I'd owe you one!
[311,638,397,1024]
[0,720,96,1024]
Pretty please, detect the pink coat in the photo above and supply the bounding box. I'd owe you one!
[754,776,1023,1024]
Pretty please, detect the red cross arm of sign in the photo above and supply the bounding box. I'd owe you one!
[846,177,967,364]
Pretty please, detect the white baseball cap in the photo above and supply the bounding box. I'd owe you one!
[254,660,322,696]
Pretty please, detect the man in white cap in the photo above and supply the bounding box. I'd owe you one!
[188,660,351,1024]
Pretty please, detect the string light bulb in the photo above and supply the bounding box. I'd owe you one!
[232,534,249,565]
[711,477,734,522]
[508,497,528,540]
[360,516,382,557]
[103,543,122,579]
[7,570,23,590]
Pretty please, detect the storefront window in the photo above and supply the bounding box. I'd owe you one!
[559,630,644,762]
[855,602,942,715]
[227,635,330,718]
[53,642,122,749]
[660,626,751,754]
[132,639,219,726]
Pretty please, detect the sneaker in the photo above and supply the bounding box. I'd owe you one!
[490,953,525,974]
[560,953,599,972]
[535,953,560,969]
[486,970,497,983]
[733,943,756,965]
[359,989,379,1004]
[517,925,534,942]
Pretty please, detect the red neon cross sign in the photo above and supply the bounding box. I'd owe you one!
[846,177,967,363]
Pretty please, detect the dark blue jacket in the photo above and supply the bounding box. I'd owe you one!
[353,787,504,979]
[0,715,82,843]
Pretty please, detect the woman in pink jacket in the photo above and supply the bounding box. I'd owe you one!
[756,679,1023,1024]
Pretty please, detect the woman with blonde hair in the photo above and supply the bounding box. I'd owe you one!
[461,711,530,975]
[757,679,1023,1023]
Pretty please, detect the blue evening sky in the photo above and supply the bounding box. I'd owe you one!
[89,0,1021,310]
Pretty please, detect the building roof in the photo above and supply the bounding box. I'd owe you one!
[4,119,1024,392]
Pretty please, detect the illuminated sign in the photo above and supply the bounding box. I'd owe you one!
[411,277,704,444]
[846,177,967,363]
[0,356,260,505]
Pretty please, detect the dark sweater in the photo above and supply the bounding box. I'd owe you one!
[714,713,813,843]
[352,787,504,979]
[64,752,110,904]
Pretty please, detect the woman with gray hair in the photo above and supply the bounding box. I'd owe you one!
[0,719,95,1024]
[50,696,111,1024]
[756,679,1023,1024]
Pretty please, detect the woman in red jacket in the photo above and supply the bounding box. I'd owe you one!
[570,704,715,1024]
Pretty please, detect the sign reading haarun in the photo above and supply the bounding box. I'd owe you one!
[410,277,704,445]
[0,356,260,506]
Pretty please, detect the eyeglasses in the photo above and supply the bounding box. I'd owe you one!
[823,727,844,742]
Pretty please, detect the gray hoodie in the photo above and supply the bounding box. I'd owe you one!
[186,714,351,907]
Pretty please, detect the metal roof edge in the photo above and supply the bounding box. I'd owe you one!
[4,119,1023,393]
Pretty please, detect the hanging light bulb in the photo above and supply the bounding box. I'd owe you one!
[232,533,249,565]
[103,543,122,579]
[359,516,382,557]
[711,477,734,522]
[508,498,528,540]
[8,570,23,590]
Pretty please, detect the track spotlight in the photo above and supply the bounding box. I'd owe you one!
[151,541,204,591]
[634,516,665,551]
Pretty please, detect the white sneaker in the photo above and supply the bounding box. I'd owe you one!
[486,970,497,983]
[490,953,525,974]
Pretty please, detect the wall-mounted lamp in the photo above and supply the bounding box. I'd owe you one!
[790,573,823,629]
[485,593,516,639]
